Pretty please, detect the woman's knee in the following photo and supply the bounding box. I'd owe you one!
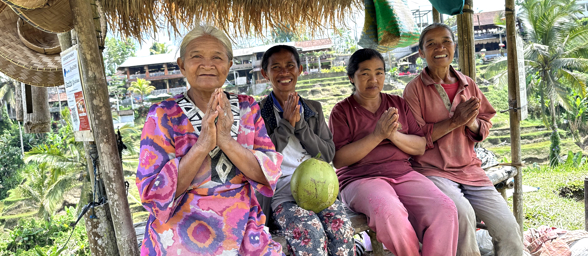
[452,197,476,220]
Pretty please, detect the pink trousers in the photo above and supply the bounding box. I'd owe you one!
[340,171,459,256]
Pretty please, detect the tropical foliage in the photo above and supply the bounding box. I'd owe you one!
[108,75,128,111]
[0,77,15,109]
[10,109,85,221]
[0,207,90,256]
[127,78,155,104]
[103,38,136,76]
[486,0,588,165]
[149,42,172,55]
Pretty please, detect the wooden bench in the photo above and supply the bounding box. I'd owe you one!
[271,166,518,255]
[271,208,386,256]
[133,166,517,255]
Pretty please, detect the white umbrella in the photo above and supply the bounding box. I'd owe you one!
[156,93,172,98]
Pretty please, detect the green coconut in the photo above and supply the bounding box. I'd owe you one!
[290,153,339,213]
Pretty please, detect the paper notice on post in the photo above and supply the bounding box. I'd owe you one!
[61,45,91,132]
[516,35,528,120]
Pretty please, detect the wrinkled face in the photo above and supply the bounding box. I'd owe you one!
[177,35,232,92]
[261,49,302,94]
[350,57,385,98]
[418,27,455,69]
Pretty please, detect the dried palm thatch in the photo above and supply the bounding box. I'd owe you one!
[101,0,362,41]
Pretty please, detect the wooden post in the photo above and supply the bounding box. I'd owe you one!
[367,230,384,256]
[456,0,476,80]
[58,31,120,256]
[69,0,139,254]
[22,84,51,133]
[432,7,441,23]
[82,142,119,256]
[505,0,524,235]
[14,80,23,122]
[585,177,588,231]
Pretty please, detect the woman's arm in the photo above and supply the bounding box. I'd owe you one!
[332,133,383,169]
[389,131,426,156]
[176,91,220,194]
[220,139,269,185]
[294,102,336,162]
[332,107,397,169]
[215,91,270,185]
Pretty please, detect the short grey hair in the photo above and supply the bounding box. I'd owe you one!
[418,23,455,50]
[179,25,233,61]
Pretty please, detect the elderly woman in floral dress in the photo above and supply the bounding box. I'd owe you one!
[136,25,284,256]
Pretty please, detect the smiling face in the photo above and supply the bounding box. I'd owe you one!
[350,57,385,99]
[418,26,455,70]
[261,49,302,95]
[177,35,232,92]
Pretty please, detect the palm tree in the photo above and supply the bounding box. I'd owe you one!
[16,157,81,222]
[486,0,588,165]
[9,108,85,221]
[127,78,155,104]
[149,42,172,55]
[522,0,588,165]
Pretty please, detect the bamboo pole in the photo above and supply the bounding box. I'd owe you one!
[432,7,441,23]
[457,14,464,73]
[58,31,119,256]
[457,0,476,80]
[68,0,139,254]
[505,0,524,235]
[585,177,588,231]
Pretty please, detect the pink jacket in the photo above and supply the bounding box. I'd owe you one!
[403,66,496,186]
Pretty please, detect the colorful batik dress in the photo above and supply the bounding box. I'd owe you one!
[137,92,284,256]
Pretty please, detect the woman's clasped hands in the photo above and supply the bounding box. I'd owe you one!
[195,88,235,152]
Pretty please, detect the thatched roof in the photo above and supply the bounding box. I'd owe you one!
[102,0,362,41]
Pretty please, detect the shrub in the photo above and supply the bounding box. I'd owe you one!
[0,135,24,200]
[0,207,89,256]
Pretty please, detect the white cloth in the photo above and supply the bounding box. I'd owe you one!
[270,108,311,210]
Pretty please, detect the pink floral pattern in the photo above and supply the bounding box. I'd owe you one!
[136,94,284,255]
[272,201,355,256]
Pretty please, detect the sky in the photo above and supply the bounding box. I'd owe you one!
[133,0,506,57]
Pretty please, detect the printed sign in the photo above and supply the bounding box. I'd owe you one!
[61,45,91,132]
[516,35,528,120]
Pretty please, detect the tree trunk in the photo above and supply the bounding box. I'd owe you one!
[82,142,119,256]
[69,0,139,254]
[22,84,51,133]
[549,92,558,131]
[59,30,120,256]
[539,83,546,124]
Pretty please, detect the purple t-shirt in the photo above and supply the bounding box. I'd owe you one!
[329,93,425,190]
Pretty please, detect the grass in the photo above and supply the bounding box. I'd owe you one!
[0,211,37,220]
[486,130,567,141]
[490,112,546,129]
[508,165,587,231]
[489,138,586,163]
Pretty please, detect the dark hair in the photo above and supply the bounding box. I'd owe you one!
[261,45,301,72]
[346,48,386,82]
[418,23,455,50]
